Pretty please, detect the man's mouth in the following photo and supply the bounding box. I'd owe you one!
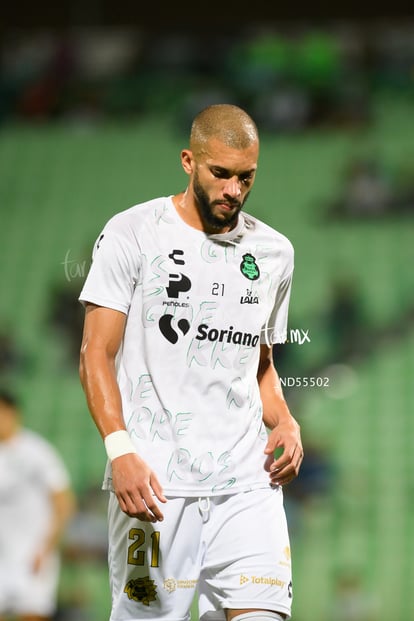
[214,201,239,211]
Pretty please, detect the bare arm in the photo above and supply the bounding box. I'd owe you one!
[32,487,77,573]
[257,344,303,486]
[79,303,166,522]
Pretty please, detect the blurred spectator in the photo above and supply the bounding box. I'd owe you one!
[0,389,76,621]
[252,81,311,133]
[49,280,87,368]
[343,158,393,216]
[224,30,311,132]
[325,276,367,361]
[293,31,342,94]
[2,24,413,128]
[224,27,370,132]
[8,33,77,121]
[226,30,292,93]
[295,30,371,127]
[328,157,393,218]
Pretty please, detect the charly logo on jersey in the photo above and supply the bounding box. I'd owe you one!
[159,249,192,344]
[124,577,157,605]
[240,253,260,280]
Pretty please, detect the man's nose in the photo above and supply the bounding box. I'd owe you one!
[223,176,241,198]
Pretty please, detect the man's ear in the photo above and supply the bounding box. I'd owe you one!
[180,149,194,175]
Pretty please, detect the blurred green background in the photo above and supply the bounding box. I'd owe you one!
[1,15,414,621]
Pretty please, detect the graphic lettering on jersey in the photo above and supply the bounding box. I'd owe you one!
[167,448,236,489]
[240,253,260,280]
[159,249,192,343]
[96,233,104,249]
[195,324,260,348]
[124,577,157,605]
[240,288,259,304]
[127,406,193,443]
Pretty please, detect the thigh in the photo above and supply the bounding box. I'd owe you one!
[199,488,293,621]
[108,493,203,621]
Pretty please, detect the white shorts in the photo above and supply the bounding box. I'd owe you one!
[0,556,60,616]
[108,487,292,621]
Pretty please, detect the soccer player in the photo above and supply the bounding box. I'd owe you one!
[0,389,76,621]
[79,104,303,621]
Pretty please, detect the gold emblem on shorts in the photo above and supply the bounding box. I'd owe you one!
[163,578,177,593]
[124,576,157,605]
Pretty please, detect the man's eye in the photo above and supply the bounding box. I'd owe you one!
[212,169,227,178]
[240,174,253,184]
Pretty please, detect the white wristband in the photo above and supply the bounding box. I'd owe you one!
[104,430,136,461]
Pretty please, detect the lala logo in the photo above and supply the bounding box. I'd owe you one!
[240,288,259,304]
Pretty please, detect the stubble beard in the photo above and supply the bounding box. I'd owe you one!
[193,173,249,232]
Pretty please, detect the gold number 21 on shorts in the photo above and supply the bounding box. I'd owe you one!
[127,529,161,567]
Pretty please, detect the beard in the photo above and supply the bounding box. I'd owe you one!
[193,171,249,231]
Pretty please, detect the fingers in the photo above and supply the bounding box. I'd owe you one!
[268,444,304,486]
[118,488,165,522]
[151,472,168,504]
[264,436,277,454]
[115,480,166,522]
[141,487,165,522]
[112,454,167,522]
[264,417,304,486]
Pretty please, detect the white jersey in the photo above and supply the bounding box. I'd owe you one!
[0,429,71,563]
[79,196,294,497]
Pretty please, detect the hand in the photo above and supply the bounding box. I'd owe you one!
[111,453,167,522]
[264,416,304,486]
[31,548,49,573]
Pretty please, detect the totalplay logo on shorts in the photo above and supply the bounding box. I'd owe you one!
[239,574,286,588]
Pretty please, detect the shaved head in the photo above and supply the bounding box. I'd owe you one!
[190,104,259,156]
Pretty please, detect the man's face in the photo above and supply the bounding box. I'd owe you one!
[191,138,258,232]
[0,401,18,441]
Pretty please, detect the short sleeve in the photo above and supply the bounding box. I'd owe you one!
[261,238,294,345]
[79,223,139,314]
[261,271,293,345]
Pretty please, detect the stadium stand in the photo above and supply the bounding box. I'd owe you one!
[1,38,413,620]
